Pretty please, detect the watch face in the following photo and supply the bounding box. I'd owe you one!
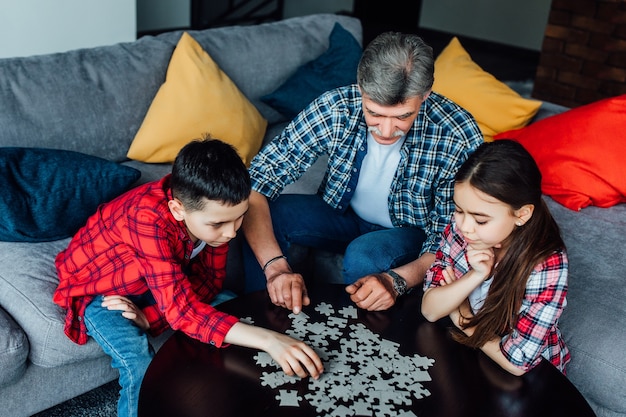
[394,277,407,296]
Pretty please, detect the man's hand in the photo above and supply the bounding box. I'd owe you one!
[266,271,310,314]
[101,295,150,331]
[345,273,396,311]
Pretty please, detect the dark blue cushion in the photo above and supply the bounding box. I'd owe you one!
[0,148,140,242]
[260,23,362,120]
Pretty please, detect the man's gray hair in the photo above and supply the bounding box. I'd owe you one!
[357,32,434,105]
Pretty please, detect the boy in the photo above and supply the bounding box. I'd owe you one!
[53,138,323,417]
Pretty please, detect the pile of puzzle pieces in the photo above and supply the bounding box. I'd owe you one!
[251,301,435,416]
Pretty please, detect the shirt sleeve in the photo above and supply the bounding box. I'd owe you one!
[499,251,569,371]
[128,209,238,347]
[248,92,336,200]
[424,222,468,290]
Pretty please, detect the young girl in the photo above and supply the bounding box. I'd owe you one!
[421,140,570,376]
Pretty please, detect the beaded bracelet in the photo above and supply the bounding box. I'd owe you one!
[262,255,287,272]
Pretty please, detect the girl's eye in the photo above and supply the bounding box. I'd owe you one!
[475,220,487,225]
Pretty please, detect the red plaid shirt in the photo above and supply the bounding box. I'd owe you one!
[424,220,570,373]
[53,175,238,346]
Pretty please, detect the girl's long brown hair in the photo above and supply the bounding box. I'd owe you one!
[452,140,565,348]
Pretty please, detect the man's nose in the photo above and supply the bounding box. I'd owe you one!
[379,117,394,138]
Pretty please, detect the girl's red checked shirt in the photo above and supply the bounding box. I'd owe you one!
[53,175,239,346]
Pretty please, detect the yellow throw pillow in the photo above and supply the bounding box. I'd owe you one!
[127,32,267,165]
[432,37,541,141]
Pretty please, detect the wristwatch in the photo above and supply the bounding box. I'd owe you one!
[386,269,408,296]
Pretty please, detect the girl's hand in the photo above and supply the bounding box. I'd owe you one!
[263,331,324,379]
[438,266,456,286]
[101,295,150,331]
[466,246,495,280]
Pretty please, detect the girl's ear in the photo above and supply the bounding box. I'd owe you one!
[515,204,535,226]
[168,198,186,222]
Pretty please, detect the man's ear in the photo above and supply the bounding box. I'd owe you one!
[168,198,186,222]
[515,204,535,226]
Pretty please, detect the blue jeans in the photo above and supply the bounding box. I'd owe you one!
[84,290,237,417]
[244,194,426,291]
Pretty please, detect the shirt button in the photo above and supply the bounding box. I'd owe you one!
[210,340,216,346]
[347,188,351,192]
[338,205,343,209]
[77,316,82,321]
[353,168,357,172]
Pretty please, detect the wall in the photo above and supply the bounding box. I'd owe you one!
[137,1,551,51]
[137,0,189,33]
[419,0,553,51]
[283,0,353,19]
[0,0,135,59]
[533,0,626,107]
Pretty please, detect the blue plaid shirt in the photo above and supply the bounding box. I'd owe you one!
[249,85,483,255]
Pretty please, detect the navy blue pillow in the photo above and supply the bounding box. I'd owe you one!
[261,23,362,120]
[0,148,141,242]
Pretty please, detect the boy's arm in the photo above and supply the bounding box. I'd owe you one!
[224,321,323,379]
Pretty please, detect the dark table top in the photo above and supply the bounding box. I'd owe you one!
[139,284,595,417]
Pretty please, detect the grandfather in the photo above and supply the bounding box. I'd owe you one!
[242,31,483,313]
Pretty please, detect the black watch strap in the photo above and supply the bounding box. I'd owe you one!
[386,269,408,296]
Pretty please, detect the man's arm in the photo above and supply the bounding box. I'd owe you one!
[345,252,435,311]
[241,191,310,314]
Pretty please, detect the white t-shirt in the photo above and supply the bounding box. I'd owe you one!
[468,276,494,313]
[350,132,405,228]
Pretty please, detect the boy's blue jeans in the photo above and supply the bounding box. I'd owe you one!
[84,291,237,417]
[244,194,426,292]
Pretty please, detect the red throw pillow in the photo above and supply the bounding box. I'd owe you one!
[494,95,626,211]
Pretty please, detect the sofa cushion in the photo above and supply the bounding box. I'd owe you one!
[0,239,108,367]
[0,34,179,162]
[495,95,626,211]
[0,14,361,162]
[0,307,29,387]
[127,32,267,166]
[260,22,362,120]
[545,198,626,414]
[186,14,362,125]
[432,37,542,141]
[0,148,140,242]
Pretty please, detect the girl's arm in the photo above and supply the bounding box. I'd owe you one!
[422,242,495,322]
[422,266,489,321]
[450,303,526,376]
[224,322,324,379]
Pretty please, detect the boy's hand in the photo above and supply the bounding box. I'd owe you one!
[102,295,150,331]
[264,331,324,379]
[266,272,310,314]
[225,322,324,379]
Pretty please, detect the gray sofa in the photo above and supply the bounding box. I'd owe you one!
[0,12,623,417]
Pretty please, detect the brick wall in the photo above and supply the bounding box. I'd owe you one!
[532,0,626,108]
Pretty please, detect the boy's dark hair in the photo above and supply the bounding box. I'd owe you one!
[171,137,251,211]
